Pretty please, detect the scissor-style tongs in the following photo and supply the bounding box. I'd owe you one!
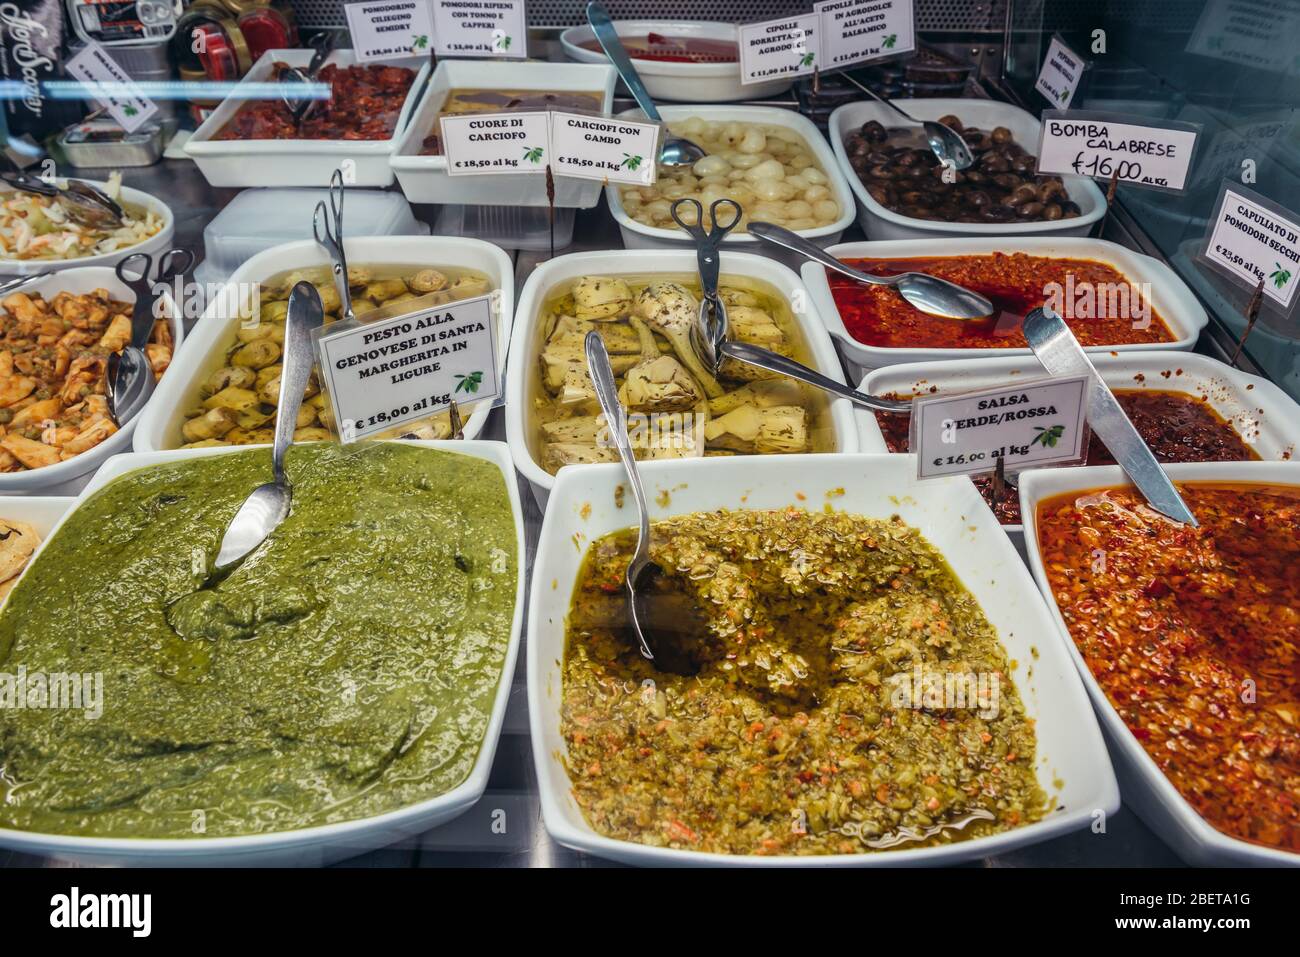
[670,197,741,373]
[114,247,194,348]
[313,168,355,324]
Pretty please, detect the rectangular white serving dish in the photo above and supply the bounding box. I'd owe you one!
[503,248,860,509]
[133,235,514,453]
[1018,461,1300,867]
[0,497,74,597]
[528,453,1120,867]
[0,439,526,866]
[390,60,618,207]
[184,50,431,188]
[605,104,856,266]
[828,98,1107,241]
[0,267,185,495]
[804,236,1208,373]
[858,351,1300,541]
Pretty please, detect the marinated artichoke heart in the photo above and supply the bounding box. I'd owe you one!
[719,305,791,382]
[572,276,633,320]
[705,404,809,454]
[619,355,704,414]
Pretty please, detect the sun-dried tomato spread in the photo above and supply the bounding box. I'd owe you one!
[215,62,415,141]
[830,253,1176,349]
[1036,483,1299,853]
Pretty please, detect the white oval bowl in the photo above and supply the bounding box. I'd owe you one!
[0,439,525,866]
[1019,461,1300,867]
[559,21,791,102]
[803,236,1208,375]
[390,60,618,207]
[184,50,431,189]
[0,182,174,276]
[605,104,856,266]
[504,247,860,509]
[529,452,1119,866]
[133,235,513,453]
[828,98,1106,241]
[0,267,185,494]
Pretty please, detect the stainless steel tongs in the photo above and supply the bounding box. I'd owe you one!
[670,197,741,372]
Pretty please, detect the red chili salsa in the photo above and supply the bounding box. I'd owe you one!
[1036,483,1299,853]
[577,33,738,63]
[215,62,416,141]
[830,253,1176,349]
[875,389,1258,525]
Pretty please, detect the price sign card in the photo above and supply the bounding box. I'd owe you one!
[549,112,659,186]
[911,376,1090,480]
[1035,35,1084,108]
[317,294,501,442]
[65,41,158,133]
[440,111,550,175]
[738,15,821,85]
[432,0,527,59]
[815,0,915,70]
[1037,110,1201,192]
[1202,182,1300,313]
[344,0,434,61]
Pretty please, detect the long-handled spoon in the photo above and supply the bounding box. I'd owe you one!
[837,71,974,171]
[748,221,994,321]
[586,2,705,167]
[718,341,910,412]
[211,282,325,574]
[586,331,706,675]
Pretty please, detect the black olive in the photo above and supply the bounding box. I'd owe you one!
[866,150,892,165]
[994,173,1022,190]
[963,169,987,185]
[982,153,1010,173]
[1009,183,1038,206]
[867,164,896,180]
[1012,154,1036,174]
[967,189,992,208]
[1060,200,1082,218]
[862,120,888,142]
[867,184,894,205]
[937,114,963,132]
[991,126,1013,144]
[981,204,1016,222]
[1043,203,1063,220]
[1017,201,1045,218]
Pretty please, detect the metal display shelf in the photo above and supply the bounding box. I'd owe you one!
[0,150,1201,867]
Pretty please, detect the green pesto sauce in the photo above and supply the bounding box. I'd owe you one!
[0,443,517,838]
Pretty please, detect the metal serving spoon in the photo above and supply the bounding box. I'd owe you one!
[838,71,974,171]
[1023,305,1197,526]
[212,282,325,573]
[586,331,706,675]
[748,221,994,321]
[718,341,910,413]
[586,2,706,168]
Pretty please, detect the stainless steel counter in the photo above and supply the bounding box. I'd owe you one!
[0,159,1188,868]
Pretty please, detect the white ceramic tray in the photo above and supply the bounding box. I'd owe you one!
[390,60,617,207]
[0,182,174,276]
[529,453,1119,866]
[857,351,1300,541]
[605,104,856,265]
[504,248,860,508]
[0,440,525,866]
[133,235,514,453]
[184,50,431,189]
[1018,461,1300,866]
[0,267,185,494]
[828,98,1106,241]
[803,236,1208,372]
[559,20,790,102]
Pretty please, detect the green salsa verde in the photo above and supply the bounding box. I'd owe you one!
[0,443,518,838]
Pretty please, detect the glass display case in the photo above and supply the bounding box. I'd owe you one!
[0,0,1294,875]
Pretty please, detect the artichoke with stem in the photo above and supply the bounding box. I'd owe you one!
[632,282,724,398]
